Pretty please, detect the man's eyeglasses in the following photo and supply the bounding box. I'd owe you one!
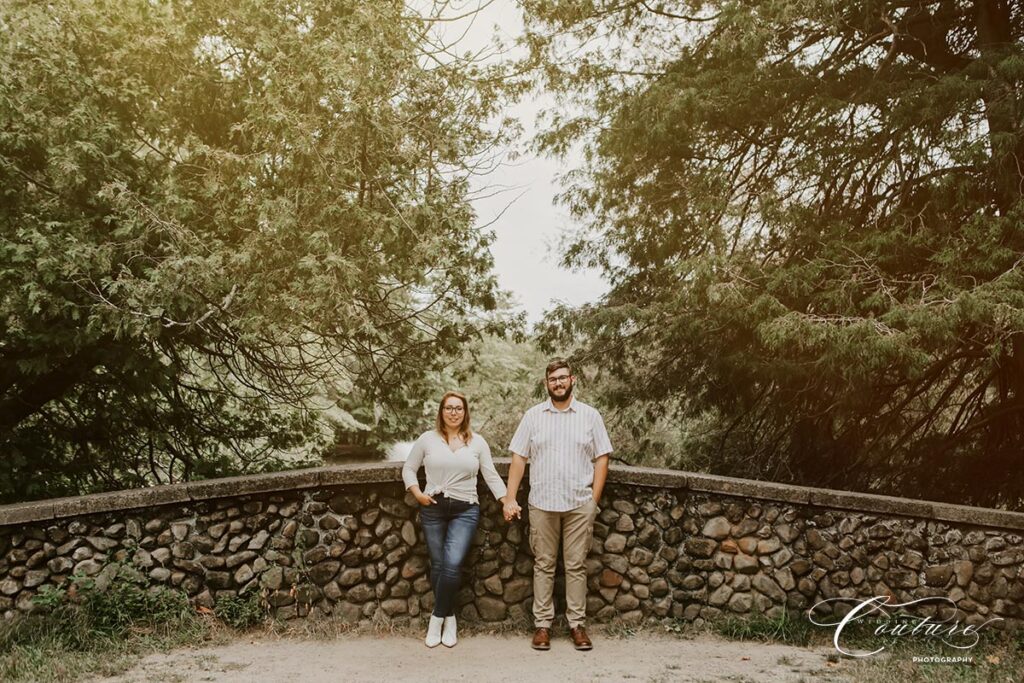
[546,374,572,385]
[443,406,465,413]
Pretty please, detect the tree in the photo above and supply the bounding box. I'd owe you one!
[440,326,548,451]
[523,0,1024,507]
[0,0,514,501]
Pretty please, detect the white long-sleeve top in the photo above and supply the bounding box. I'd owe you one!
[401,430,507,505]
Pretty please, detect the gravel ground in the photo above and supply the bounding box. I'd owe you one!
[98,630,852,683]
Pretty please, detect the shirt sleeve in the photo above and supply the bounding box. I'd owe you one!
[475,435,508,501]
[591,411,613,461]
[507,410,533,459]
[401,434,427,491]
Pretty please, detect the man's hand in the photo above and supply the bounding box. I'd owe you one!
[502,497,522,521]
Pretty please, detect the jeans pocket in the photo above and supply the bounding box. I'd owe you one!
[418,502,438,521]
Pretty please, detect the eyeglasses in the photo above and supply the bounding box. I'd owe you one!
[443,406,465,413]
[546,374,572,385]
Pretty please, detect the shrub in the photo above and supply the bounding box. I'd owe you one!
[214,592,266,630]
[1,561,205,682]
[31,562,190,637]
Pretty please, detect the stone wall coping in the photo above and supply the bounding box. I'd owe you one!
[2,459,1023,532]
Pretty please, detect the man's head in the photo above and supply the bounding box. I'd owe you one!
[545,358,574,402]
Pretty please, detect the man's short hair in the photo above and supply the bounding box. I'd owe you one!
[545,358,571,378]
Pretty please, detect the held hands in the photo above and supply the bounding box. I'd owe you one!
[502,497,522,522]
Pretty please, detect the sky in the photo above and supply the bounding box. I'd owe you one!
[438,1,608,325]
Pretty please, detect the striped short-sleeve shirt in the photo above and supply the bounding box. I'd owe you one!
[508,397,613,512]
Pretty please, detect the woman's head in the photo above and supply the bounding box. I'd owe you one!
[436,391,472,443]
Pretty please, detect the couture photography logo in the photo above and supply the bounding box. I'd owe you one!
[808,596,1004,660]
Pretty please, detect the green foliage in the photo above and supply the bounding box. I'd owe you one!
[78,574,189,636]
[32,563,190,636]
[426,317,547,449]
[662,618,688,635]
[30,585,66,613]
[713,611,812,646]
[1,565,206,682]
[524,0,1024,507]
[0,1,517,501]
[214,592,266,630]
[0,560,280,680]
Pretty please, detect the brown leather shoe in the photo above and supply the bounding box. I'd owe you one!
[531,627,551,650]
[570,626,593,650]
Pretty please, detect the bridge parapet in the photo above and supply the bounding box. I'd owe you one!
[1,461,1021,628]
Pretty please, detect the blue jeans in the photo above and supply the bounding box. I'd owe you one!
[418,493,480,618]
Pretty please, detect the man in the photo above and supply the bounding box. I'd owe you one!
[504,358,612,651]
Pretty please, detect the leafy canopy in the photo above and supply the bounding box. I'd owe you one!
[523,0,1024,507]
[0,0,514,501]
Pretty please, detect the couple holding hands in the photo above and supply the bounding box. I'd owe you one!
[401,359,612,651]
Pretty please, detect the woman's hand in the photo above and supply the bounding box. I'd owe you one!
[409,486,436,506]
[501,496,521,521]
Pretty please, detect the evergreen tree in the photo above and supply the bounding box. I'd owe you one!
[0,0,513,501]
[523,0,1024,507]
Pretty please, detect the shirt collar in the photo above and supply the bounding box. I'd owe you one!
[543,396,577,413]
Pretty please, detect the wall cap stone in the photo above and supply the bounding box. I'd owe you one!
[2,459,1023,532]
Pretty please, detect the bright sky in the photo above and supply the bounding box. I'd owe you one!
[442,1,608,325]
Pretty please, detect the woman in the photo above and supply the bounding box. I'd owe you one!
[401,391,512,648]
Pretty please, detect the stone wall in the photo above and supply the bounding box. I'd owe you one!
[1,462,1022,629]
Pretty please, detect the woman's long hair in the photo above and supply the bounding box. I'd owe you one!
[435,391,472,445]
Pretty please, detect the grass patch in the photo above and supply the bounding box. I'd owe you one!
[712,611,814,646]
[0,562,244,682]
[603,621,644,639]
[843,625,1024,683]
[701,610,1023,682]
[0,607,213,682]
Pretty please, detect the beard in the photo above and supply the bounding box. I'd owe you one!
[547,382,573,402]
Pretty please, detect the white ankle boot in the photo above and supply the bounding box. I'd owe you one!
[425,615,444,648]
[442,616,457,647]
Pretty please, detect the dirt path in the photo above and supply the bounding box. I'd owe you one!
[100,631,851,683]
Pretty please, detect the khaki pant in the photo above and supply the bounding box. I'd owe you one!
[529,499,598,629]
